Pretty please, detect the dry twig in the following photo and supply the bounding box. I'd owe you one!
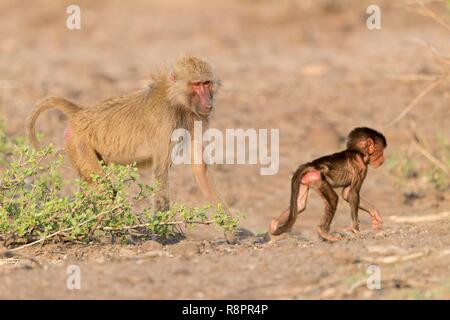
[389,211,450,223]
[386,78,443,127]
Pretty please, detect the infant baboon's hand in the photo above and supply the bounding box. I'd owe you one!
[370,210,383,230]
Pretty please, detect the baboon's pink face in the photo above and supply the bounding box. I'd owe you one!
[357,138,385,168]
[368,145,385,168]
[190,80,213,116]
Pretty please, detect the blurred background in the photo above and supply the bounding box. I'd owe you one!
[0,0,449,299]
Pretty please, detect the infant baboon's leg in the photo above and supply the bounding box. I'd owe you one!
[309,178,340,242]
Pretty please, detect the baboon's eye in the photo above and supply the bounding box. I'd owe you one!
[191,81,201,87]
[203,81,211,86]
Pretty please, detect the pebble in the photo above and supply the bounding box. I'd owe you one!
[170,241,200,257]
[119,247,135,258]
[141,240,163,251]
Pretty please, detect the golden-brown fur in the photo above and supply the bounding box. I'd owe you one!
[26,55,223,215]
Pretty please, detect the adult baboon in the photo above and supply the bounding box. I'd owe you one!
[27,54,235,242]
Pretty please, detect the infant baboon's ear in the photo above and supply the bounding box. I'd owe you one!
[366,138,375,154]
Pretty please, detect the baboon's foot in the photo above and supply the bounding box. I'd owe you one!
[344,225,360,234]
[371,215,383,230]
[268,231,292,242]
[316,226,341,242]
[269,218,291,236]
[269,219,282,236]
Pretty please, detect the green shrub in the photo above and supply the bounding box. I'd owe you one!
[0,121,239,248]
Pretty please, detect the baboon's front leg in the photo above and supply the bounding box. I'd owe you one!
[154,166,170,212]
[342,187,382,230]
[190,140,236,243]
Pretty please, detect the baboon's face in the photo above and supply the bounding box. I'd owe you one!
[368,144,385,168]
[356,138,385,168]
[189,80,214,116]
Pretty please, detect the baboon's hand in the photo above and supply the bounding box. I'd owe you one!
[370,210,383,230]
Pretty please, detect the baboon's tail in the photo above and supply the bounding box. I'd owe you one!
[288,163,310,225]
[26,97,82,149]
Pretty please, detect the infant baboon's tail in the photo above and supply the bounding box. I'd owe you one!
[288,163,310,226]
[26,97,82,149]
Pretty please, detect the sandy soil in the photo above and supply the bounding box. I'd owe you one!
[0,0,449,299]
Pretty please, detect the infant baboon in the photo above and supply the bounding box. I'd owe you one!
[269,127,387,242]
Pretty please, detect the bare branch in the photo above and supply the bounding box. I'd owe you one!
[386,79,443,127]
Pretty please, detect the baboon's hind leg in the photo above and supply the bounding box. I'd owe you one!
[65,136,104,182]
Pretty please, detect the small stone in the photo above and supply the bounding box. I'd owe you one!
[119,247,135,258]
[99,236,112,245]
[194,291,206,299]
[235,228,255,239]
[321,288,336,298]
[142,250,170,259]
[93,256,107,264]
[170,241,200,257]
[126,234,142,245]
[62,252,77,262]
[141,240,163,251]
[374,231,386,239]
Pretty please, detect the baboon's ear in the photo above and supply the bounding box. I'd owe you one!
[169,72,177,82]
[367,138,375,154]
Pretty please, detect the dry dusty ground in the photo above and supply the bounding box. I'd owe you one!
[0,0,449,299]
